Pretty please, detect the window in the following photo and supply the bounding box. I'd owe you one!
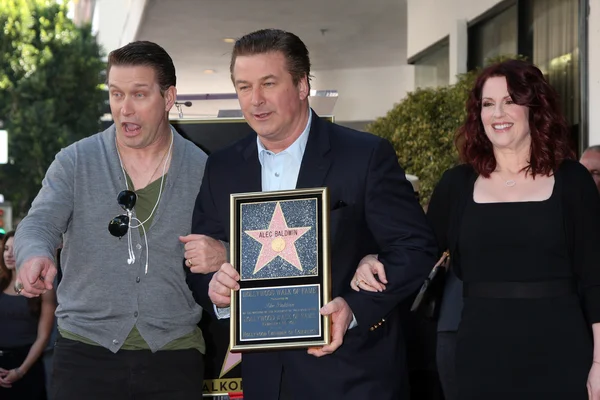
[468,4,518,70]
[413,40,450,89]
[531,0,579,125]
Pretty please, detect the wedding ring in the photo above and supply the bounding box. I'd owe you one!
[187,258,193,267]
[14,281,24,295]
[355,279,361,287]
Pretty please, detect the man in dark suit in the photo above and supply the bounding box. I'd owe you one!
[185,28,437,400]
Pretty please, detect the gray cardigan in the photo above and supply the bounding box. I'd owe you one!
[15,125,207,353]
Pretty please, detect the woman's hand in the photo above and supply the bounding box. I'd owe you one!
[588,362,600,399]
[350,254,387,292]
[0,367,23,388]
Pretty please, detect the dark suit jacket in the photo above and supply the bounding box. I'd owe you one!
[427,160,600,333]
[186,110,437,400]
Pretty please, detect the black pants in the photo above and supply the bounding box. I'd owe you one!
[0,345,47,400]
[51,336,204,400]
[437,331,458,400]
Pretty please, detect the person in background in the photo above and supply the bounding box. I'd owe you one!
[580,145,600,193]
[354,59,600,399]
[0,230,56,399]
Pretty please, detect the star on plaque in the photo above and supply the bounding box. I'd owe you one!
[245,202,311,274]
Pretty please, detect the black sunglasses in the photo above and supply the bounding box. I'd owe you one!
[108,190,137,237]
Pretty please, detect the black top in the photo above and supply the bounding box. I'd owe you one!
[0,292,38,347]
[427,159,600,324]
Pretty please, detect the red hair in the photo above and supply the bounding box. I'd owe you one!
[456,59,575,177]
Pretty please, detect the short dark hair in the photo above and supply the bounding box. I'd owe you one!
[230,29,312,89]
[107,41,176,94]
[456,59,574,177]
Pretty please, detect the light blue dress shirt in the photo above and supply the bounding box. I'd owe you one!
[257,111,312,191]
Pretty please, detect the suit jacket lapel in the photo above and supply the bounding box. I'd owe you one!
[296,111,332,189]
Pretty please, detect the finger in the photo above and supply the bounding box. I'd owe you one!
[318,329,343,354]
[307,347,328,357]
[178,234,200,244]
[20,281,44,296]
[215,271,240,291]
[357,279,381,292]
[220,263,240,281]
[359,273,385,292]
[22,266,46,294]
[321,297,346,316]
[42,265,57,290]
[209,278,231,297]
[350,277,360,292]
[184,242,195,253]
[19,289,40,298]
[208,291,232,308]
[373,263,388,284]
[184,249,197,260]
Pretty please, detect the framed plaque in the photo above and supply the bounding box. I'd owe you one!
[230,187,331,351]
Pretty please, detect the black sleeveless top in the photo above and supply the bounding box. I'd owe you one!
[0,292,38,347]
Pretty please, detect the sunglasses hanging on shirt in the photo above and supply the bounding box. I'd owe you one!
[108,190,137,238]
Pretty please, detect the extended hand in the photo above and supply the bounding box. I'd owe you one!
[180,234,227,274]
[208,263,240,308]
[307,297,353,357]
[351,254,387,292]
[16,256,56,297]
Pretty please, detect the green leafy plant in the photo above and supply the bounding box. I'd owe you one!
[0,0,106,218]
[368,55,525,205]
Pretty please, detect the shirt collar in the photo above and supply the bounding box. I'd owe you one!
[257,108,312,164]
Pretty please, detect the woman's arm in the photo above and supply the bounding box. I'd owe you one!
[0,289,56,386]
[588,324,600,399]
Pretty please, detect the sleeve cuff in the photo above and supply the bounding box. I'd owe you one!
[348,313,358,329]
[214,304,231,319]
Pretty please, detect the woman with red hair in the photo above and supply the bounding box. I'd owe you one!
[353,59,600,399]
[428,59,600,399]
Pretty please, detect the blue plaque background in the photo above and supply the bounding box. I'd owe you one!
[239,284,321,341]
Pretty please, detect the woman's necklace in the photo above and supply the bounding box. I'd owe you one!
[496,170,519,187]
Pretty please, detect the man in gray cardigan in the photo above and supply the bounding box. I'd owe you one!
[13,41,225,400]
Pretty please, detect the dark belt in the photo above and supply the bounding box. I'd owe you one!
[0,345,31,357]
[463,279,576,299]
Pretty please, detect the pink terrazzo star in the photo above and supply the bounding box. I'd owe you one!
[245,202,311,274]
[220,350,242,377]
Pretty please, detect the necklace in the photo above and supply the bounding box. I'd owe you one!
[116,137,171,190]
[495,170,518,187]
[144,145,170,188]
